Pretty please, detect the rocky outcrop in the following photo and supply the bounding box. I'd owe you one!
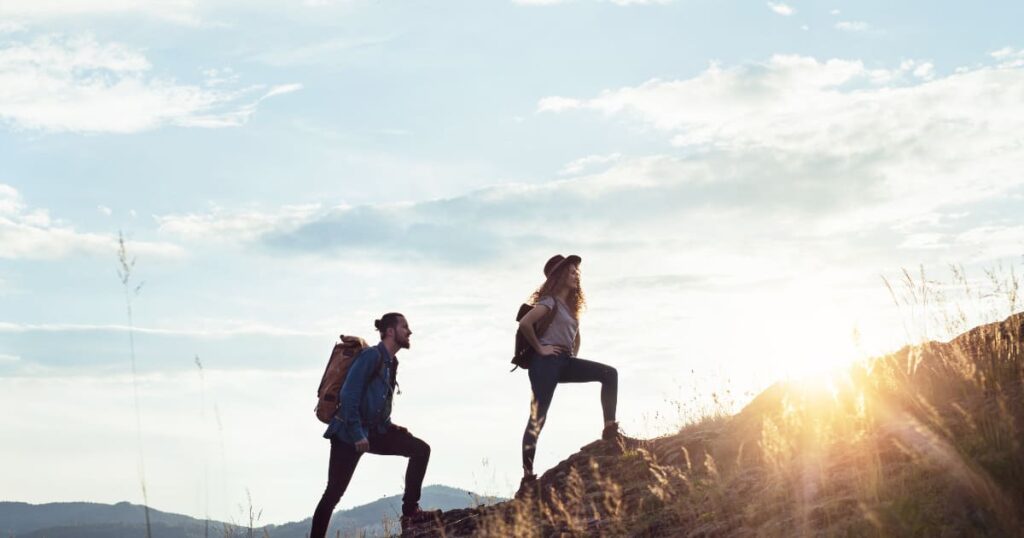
[402,434,694,537]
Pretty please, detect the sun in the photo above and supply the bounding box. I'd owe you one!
[759,289,870,383]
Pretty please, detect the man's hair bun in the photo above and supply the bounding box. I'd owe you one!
[374,312,404,338]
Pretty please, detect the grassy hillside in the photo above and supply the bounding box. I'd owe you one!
[405,312,1024,536]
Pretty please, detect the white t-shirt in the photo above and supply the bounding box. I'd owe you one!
[536,295,578,351]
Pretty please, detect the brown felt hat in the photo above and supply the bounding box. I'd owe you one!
[543,254,582,279]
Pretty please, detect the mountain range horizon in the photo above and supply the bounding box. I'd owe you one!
[1,484,503,538]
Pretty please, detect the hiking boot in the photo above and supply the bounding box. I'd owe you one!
[400,505,441,529]
[602,421,625,442]
[515,472,538,499]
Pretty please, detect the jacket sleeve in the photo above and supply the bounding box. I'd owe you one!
[339,348,378,442]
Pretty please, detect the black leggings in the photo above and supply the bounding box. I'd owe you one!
[311,425,430,538]
[521,353,618,473]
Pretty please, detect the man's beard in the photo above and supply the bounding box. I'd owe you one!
[399,337,411,349]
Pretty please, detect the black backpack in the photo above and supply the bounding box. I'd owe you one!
[511,301,559,371]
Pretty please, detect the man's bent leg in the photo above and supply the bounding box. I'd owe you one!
[370,426,431,514]
[311,438,362,538]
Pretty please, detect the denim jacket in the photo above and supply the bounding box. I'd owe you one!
[322,342,395,444]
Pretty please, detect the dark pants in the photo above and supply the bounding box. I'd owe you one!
[522,354,618,473]
[310,425,430,538]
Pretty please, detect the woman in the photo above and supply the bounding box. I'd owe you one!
[517,254,620,495]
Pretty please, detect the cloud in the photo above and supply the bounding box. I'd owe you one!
[0,320,319,337]
[767,2,794,16]
[606,273,709,290]
[530,53,1024,236]
[835,20,869,32]
[0,319,327,379]
[559,152,622,175]
[534,55,1024,225]
[156,52,1024,272]
[0,183,183,260]
[261,83,303,98]
[897,222,1024,262]
[537,95,582,112]
[0,20,25,33]
[155,203,322,242]
[911,61,935,80]
[991,47,1015,59]
[153,155,711,263]
[0,0,205,25]
[990,47,1024,68]
[950,225,1024,261]
[0,34,300,133]
[252,36,396,67]
[512,0,673,5]
[260,202,509,263]
[146,147,930,274]
[0,0,372,27]
[538,55,972,152]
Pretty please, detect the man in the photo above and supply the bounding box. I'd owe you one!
[310,312,439,538]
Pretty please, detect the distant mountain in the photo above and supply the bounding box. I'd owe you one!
[0,501,213,536]
[19,522,210,538]
[0,485,504,538]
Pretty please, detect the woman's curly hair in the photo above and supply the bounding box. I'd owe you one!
[529,262,585,319]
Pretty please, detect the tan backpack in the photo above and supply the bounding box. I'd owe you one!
[315,334,371,424]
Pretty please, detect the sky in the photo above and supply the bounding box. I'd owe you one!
[2,0,1024,527]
